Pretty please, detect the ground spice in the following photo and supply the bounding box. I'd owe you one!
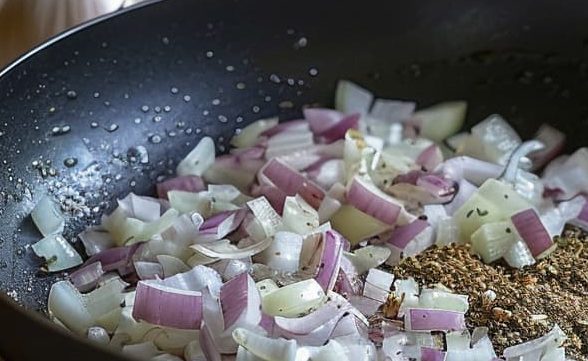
[385,226,588,360]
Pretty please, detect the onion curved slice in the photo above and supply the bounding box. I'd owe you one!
[32,234,83,272]
[69,261,104,292]
[347,176,402,225]
[177,136,216,177]
[156,176,206,199]
[387,220,429,250]
[31,195,65,237]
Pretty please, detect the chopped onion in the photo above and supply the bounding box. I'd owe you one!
[134,261,164,280]
[439,156,502,186]
[503,239,536,269]
[412,101,467,142]
[156,255,190,277]
[470,222,516,263]
[444,179,477,216]
[404,308,466,332]
[260,158,325,208]
[84,242,141,276]
[261,279,327,317]
[503,325,566,359]
[471,114,522,166]
[511,208,554,258]
[70,261,104,292]
[313,230,345,292]
[363,269,394,303]
[346,176,402,225]
[192,238,273,260]
[168,190,212,216]
[196,209,247,243]
[257,231,303,273]
[418,289,469,313]
[282,195,319,234]
[221,272,262,330]
[393,278,420,317]
[123,341,162,360]
[31,195,65,237]
[184,340,207,361]
[157,176,206,199]
[132,281,203,330]
[370,99,415,124]
[78,227,115,256]
[177,136,216,177]
[416,144,443,172]
[87,326,110,344]
[335,80,374,115]
[247,196,283,237]
[265,128,315,160]
[530,124,565,170]
[421,347,447,361]
[344,245,391,274]
[32,234,83,272]
[387,219,429,250]
[209,258,252,282]
[232,328,297,361]
[261,120,309,138]
[542,148,588,200]
[231,117,279,148]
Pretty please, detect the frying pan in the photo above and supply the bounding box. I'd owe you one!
[1,0,588,359]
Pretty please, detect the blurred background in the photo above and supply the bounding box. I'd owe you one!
[0,0,147,68]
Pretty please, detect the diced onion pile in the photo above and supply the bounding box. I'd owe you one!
[31,80,584,361]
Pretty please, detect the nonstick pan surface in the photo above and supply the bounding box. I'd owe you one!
[1,0,588,359]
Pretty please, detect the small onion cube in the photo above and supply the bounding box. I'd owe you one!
[32,234,83,272]
[511,208,554,258]
[387,219,429,250]
[220,272,262,330]
[31,195,65,237]
[405,308,466,332]
[177,136,216,177]
[421,347,447,361]
[156,175,206,199]
[347,176,402,225]
[69,261,104,292]
[132,281,203,330]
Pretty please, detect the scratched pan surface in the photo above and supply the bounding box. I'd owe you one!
[1,0,588,359]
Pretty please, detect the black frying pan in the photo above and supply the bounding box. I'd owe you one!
[1,0,588,359]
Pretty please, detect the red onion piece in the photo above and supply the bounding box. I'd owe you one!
[197,209,247,242]
[250,183,288,214]
[84,243,141,276]
[69,261,104,292]
[133,282,203,330]
[304,108,347,135]
[199,325,222,361]
[260,158,325,208]
[259,313,275,334]
[576,196,588,224]
[314,230,345,292]
[416,144,443,172]
[260,119,308,138]
[405,308,466,332]
[530,124,565,170]
[393,170,422,185]
[416,175,456,203]
[387,220,429,250]
[319,114,361,143]
[421,347,447,361]
[156,176,206,199]
[511,209,553,258]
[334,255,363,297]
[444,179,477,216]
[347,176,402,225]
[220,272,261,330]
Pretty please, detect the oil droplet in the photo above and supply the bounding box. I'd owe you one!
[141,105,150,112]
[252,106,260,113]
[269,74,281,83]
[176,121,186,128]
[49,107,56,113]
[205,51,214,58]
[185,128,193,135]
[218,115,228,123]
[93,92,100,98]
[287,78,295,86]
[279,101,294,109]
[150,134,162,144]
[66,90,78,99]
[63,157,78,167]
[164,105,171,112]
[90,121,99,128]
[212,98,221,106]
[161,37,170,45]
[202,110,210,116]
[236,82,246,90]
[309,68,319,76]
[236,116,244,123]
[154,106,162,113]
[294,37,308,49]
[106,124,119,132]
[153,115,162,123]
[183,95,191,102]
[134,118,141,124]
[226,65,235,72]
[171,87,179,94]
[264,96,272,102]
[127,146,149,164]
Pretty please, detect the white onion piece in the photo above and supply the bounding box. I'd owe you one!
[503,240,536,269]
[439,156,502,186]
[282,195,319,234]
[157,175,206,200]
[542,148,588,200]
[404,308,466,332]
[236,346,265,361]
[470,222,516,263]
[363,269,393,303]
[123,341,162,360]
[471,114,522,166]
[70,261,104,292]
[247,196,283,237]
[393,278,420,317]
[231,117,279,148]
[210,258,252,282]
[32,234,83,272]
[159,214,202,248]
[261,279,327,317]
[345,246,391,275]
[308,159,346,190]
[233,328,297,361]
[156,255,190,278]
[87,326,110,344]
[347,176,403,225]
[257,231,303,273]
[418,289,468,313]
[151,354,184,361]
[31,195,65,237]
[370,99,415,124]
[503,325,566,360]
[135,261,164,280]
[500,140,545,185]
[412,101,467,142]
[317,194,342,224]
[140,239,193,262]
[196,209,246,243]
[335,80,374,115]
[103,207,179,246]
[118,193,162,223]
[78,227,114,256]
[435,217,459,246]
[511,209,554,259]
[187,251,218,267]
[177,136,216,177]
[265,129,315,160]
[192,238,273,260]
[184,340,207,361]
[167,190,212,216]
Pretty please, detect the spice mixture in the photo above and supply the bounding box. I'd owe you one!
[387,226,588,360]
